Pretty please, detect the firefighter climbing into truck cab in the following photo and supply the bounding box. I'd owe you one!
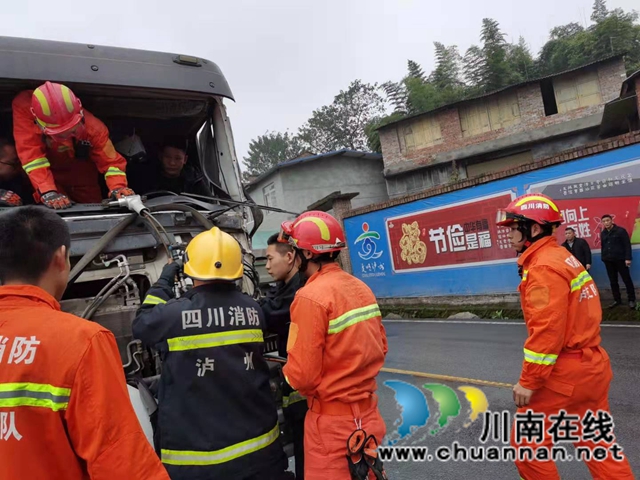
[496,193,635,480]
[132,227,291,480]
[12,81,135,209]
[279,211,389,480]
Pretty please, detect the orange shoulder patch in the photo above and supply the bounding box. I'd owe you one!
[286,322,299,352]
[103,140,117,159]
[527,285,550,309]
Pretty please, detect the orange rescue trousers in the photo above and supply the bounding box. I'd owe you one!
[304,395,386,480]
[511,347,635,480]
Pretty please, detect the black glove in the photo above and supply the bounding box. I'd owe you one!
[159,262,182,284]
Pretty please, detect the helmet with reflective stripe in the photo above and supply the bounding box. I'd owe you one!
[30,82,84,136]
[496,193,563,227]
[183,227,243,281]
[279,210,346,254]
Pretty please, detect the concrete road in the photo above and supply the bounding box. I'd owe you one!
[376,319,640,480]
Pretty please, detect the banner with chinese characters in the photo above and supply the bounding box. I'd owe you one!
[385,192,516,272]
[528,159,640,249]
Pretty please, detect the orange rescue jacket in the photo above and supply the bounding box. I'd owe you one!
[0,285,168,480]
[283,263,388,404]
[517,236,603,391]
[12,90,128,196]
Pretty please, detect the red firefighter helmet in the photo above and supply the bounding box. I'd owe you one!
[30,81,84,136]
[279,210,346,254]
[496,193,563,227]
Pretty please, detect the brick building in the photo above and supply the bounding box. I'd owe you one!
[379,55,628,198]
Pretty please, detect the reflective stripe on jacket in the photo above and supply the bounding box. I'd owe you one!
[517,236,603,390]
[0,285,168,480]
[283,263,388,404]
[133,274,286,480]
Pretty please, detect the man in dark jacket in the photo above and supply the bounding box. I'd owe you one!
[600,214,636,309]
[133,227,289,480]
[260,233,306,479]
[130,137,212,197]
[562,227,592,270]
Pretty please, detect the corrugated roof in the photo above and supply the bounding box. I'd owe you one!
[621,69,640,96]
[245,149,382,188]
[378,53,626,131]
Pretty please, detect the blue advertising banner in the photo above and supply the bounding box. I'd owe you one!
[345,144,640,298]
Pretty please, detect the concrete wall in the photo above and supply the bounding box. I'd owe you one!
[247,155,388,249]
[380,58,627,173]
[343,133,640,300]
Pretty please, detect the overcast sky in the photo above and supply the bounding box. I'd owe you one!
[4,0,636,169]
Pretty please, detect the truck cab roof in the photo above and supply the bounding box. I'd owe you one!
[0,35,234,100]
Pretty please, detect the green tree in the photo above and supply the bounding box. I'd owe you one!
[537,2,640,76]
[242,131,304,180]
[298,80,386,153]
[430,43,466,104]
[462,19,520,93]
[590,8,640,73]
[480,18,513,91]
[463,45,485,91]
[591,0,609,23]
[536,23,592,75]
[507,37,536,82]
[380,80,408,114]
[404,77,443,114]
[407,60,427,81]
[431,43,463,89]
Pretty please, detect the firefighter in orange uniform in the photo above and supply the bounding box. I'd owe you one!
[497,193,635,480]
[12,81,135,209]
[280,211,389,480]
[0,206,168,479]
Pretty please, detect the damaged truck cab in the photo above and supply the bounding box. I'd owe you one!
[0,36,286,447]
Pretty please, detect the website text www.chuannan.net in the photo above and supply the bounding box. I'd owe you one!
[379,442,626,463]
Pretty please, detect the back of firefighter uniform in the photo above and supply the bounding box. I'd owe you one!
[279,211,389,480]
[133,227,288,480]
[0,206,168,480]
[12,81,134,208]
[497,193,635,480]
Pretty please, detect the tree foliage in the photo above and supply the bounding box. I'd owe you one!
[245,0,640,167]
[537,1,640,75]
[371,0,639,135]
[298,80,386,153]
[241,131,304,180]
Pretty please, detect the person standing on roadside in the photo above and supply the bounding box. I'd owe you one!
[561,227,592,270]
[600,214,636,309]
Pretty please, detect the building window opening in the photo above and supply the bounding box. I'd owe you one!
[541,79,558,116]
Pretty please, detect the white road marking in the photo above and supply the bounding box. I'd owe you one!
[382,319,640,328]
